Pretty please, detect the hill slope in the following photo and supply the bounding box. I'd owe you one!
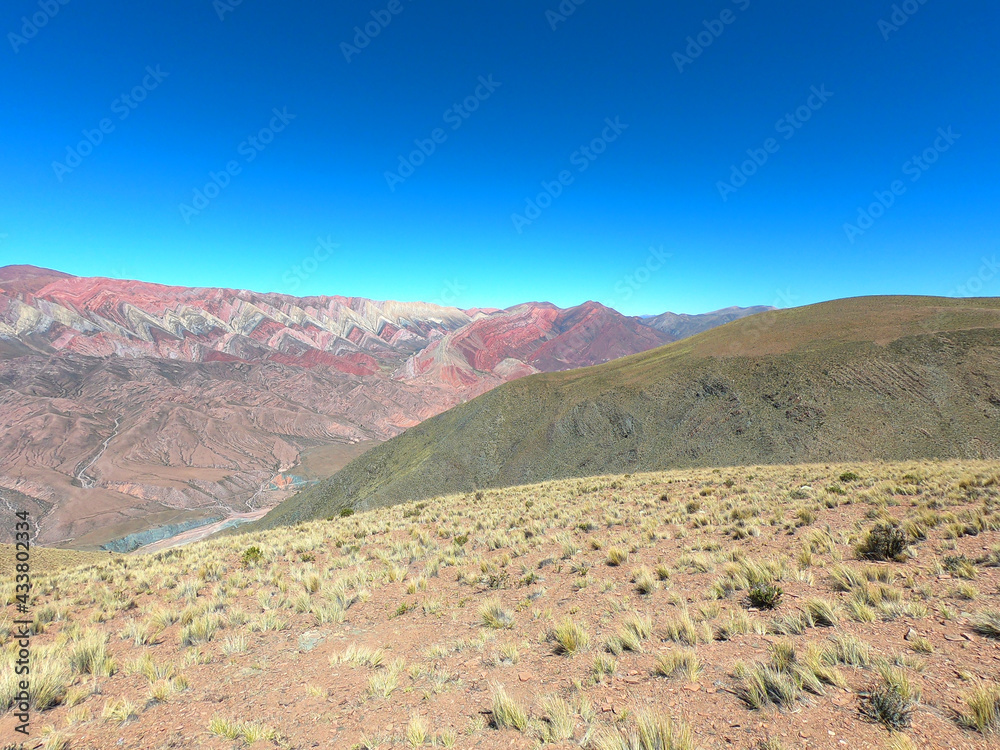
[253,295,1000,529]
[7,460,1000,749]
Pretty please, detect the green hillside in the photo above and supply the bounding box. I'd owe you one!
[249,296,1000,530]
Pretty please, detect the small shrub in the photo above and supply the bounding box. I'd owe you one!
[653,649,701,681]
[550,619,589,655]
[491,685,528,731]
[479,599,514,630]
[67,630,115,677]
[734,662,800,709]
[406,713,428,747]
[956,681,1000,733]
[861,684,915,729]
[803,598,839,627]
[972,608,1000,639]
[606,547,628,567]
[594,710,693,750]
[857,522,909,562]
[339,507,355,518]
[240,546,264,567]
[748,583,783,610]
[102,698,139,726]
[593,654,617,681]
[606,615,651,655]
[538,695,574,743]
[825,635,872,667]
[632,567,657,595]
[660,610,710,646]
[860,667,919,730]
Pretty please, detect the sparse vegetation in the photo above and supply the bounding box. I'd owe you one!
[972,608,1000,639]
[240,546,264,567]
[479,598,514,629]
[3,459,997,748]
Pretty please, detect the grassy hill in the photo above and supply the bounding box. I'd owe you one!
[251,296,1000,529]
[5,460,1000,748]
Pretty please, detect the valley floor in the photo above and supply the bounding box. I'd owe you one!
[3,459,1000,749]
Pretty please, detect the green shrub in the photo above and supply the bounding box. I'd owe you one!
[857,522,909,562]
[860,667,918,730]
[861,684,915,729]
[748,583,783,610]
[240,546,264,567]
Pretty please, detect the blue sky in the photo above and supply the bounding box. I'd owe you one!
[1,1,997,315]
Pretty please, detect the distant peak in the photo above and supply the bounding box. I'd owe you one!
[0,264,75,279]
[0,265,77,295]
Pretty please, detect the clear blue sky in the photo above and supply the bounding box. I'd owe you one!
[1,1,997,314]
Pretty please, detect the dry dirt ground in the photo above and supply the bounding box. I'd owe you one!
[2,460,1000,749]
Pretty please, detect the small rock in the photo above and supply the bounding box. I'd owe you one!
[518,672,533,682]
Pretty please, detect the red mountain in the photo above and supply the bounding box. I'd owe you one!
[400,301,672,392]
[3,267,756,548]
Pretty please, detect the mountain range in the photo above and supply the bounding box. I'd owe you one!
[0,265,768,548]
[249,295,1000,532]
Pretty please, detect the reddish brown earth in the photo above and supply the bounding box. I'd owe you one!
[0,266,765,548]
